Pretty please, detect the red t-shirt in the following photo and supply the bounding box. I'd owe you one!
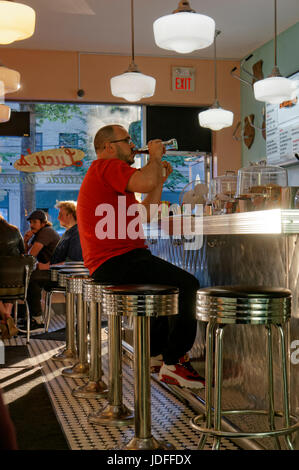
[77,158,147,274]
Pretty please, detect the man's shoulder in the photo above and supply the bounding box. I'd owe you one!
[65,224,79,238]
[36,225,60,242]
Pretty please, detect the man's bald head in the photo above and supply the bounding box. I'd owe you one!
[94,124,125,153]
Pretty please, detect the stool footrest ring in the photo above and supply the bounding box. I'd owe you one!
[190,411,299,439]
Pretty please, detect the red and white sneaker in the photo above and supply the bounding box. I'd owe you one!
[150,354,163,373]
[158,355,205,389]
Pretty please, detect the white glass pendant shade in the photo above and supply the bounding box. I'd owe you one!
[198,107,234,131]
[0,104,11,122]
[0,1,36,44]
[0,66,20,93]
[253,76,299,105]
[153,12,215,53]
[110,72,156,102]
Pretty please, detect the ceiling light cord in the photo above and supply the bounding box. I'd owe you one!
[274,0,277,68]
[213,30,221,106]
[131,0,135,65]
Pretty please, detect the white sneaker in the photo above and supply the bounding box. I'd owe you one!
[158,358,205,389]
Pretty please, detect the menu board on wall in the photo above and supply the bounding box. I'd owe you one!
[266,71,299,166]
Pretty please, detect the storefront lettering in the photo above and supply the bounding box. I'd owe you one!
[14,147,85,172]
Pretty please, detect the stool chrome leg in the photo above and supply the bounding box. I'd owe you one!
[266,325,281,450]
[125,317,174,450]
[277,324,294,450]
[213,325,224,451]
[52,292,77,362]
[198,318,216,450]
[62,293,89,378]
[73,301,108,398]
[88,315,134,426]
[43,291,50,332]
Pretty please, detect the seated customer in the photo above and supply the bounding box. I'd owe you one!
[77,124,204,389]
[51,201,83,265]
[0,215,24,339]
[23,202,83,332]
[21,210,60,331]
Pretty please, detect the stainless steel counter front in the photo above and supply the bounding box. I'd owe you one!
[140,209,299,450]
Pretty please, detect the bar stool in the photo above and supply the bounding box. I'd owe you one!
[52,269,89,363]
[190,286,299,450]
[100,284,179,450]
[62,274,91,378]
[44,263,85,332]
[72,279,108,398]
[88,287,135,427]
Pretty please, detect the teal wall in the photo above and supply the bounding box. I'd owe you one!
[241,22,299,173]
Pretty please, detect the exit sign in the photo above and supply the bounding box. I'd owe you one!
[172,67,195,92]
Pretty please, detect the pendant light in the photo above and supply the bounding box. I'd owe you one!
[153,1,215,54]
[0,1,36,45]
[198,31,234,131]
[0,81,11,123]
[110,0,156,102]
[253,0,299,105]
[0,64,20,93]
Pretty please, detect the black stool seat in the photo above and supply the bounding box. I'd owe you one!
[197,286,291,298]
[196,286,291,325]
[103,284,179,318]
[103,284,179,295]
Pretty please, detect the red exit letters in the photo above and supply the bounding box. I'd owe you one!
[175,77,192,90]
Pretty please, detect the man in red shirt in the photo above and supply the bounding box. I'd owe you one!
[77,124,204,389]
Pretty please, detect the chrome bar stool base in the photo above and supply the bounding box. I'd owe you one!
[62,362,89,379]
[52,348,77,362]
[124,436,175,451]
[88,404,134,426]
[72,380,108,399]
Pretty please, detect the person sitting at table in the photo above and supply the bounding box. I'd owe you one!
[0,214,25,339]
[23,202,83,332]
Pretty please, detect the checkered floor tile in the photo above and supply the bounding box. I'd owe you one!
[3,314,240,451]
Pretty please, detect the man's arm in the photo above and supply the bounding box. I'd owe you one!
[28,241,44,258]
[126,140,174,221]
[126,140,164,194]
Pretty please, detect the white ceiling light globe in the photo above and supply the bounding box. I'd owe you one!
[0,1,36,44]
[153,12,215,53]
[0,66,20,93]
[110,72,156,102]
[0,104,11,122]
[199,108,234,131]
[253,76,299,105]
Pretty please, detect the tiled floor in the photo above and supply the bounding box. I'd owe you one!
[2,313,240,451]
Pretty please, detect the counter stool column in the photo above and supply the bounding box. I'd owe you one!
[62,274,90,378]
[72,280,108,398]
[102,284,179,450]
[190,286,299,451]
[52,268,89,362]
[45,264,85,333]
[88,312,134,426]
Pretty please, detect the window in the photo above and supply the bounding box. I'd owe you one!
[59,133,79,149]
[0,102,142,232]
[35,132,43,152]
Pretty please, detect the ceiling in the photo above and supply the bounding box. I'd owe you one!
[5,0,299,60]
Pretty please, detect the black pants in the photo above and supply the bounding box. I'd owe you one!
[92,248,200,365]
[26,270,56,318]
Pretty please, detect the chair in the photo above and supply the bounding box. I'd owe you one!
[0,255,35,343]
[43,263,86,332]
[190,285,299,450]
[99,284,179,450]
